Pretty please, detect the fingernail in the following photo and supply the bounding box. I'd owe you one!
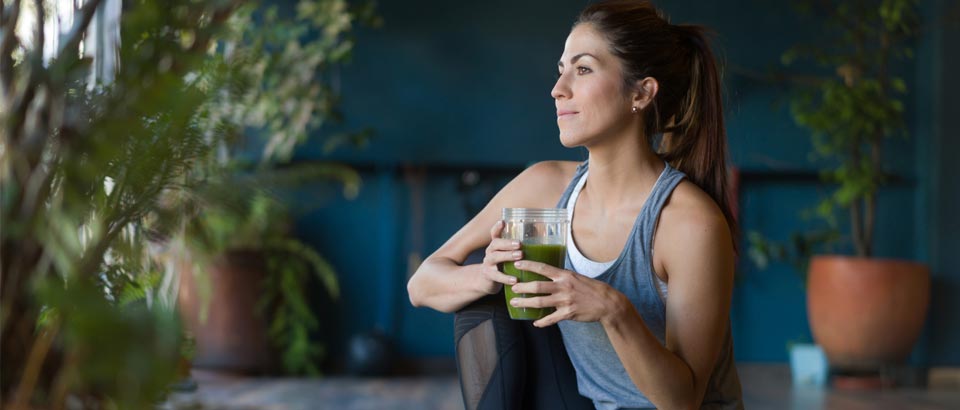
[514,261,524,268]
[512,251,522,259]
[510,299,519,306]
[509,277,517,284]
[512,241,520,247]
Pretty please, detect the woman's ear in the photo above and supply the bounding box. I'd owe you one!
[633,77,659,110]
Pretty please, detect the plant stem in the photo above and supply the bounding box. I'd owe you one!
[851,200,867,257]
[0,0,23,95]
[864,139,880,258]
[10,318,60,410]
[850,133,867,257]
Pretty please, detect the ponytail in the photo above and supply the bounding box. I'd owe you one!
[661,25,738,251]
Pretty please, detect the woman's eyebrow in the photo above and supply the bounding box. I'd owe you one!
[557,53,598,68]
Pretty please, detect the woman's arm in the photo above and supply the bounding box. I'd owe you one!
[407,221,513,313]
[407,161,576,313]
[602,187,735,409]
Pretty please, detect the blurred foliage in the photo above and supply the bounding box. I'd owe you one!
[1,0,378,407]
[36,279,182,408]
[2,1,239,407]
[746,230,841,285]
[748,0,921,275]
[260,236,340,375]
[193,0,381,164]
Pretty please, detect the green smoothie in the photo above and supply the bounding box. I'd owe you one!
[503,243,566,320]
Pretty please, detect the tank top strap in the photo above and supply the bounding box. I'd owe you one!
[554,160,590,209]
[635,163,687,263]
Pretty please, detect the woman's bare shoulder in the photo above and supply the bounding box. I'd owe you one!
[524,160,581,177]
[661,181,725,225]
[505,160,581,207]
[657,180,733,260]
[527,160,581,183]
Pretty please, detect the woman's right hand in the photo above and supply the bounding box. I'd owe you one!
[479,220,523,294]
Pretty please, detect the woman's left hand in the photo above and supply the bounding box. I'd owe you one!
[509,260,626,327]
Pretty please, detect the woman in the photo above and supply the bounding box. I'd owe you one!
[407,1,743,409]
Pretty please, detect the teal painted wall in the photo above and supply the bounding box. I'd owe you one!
[923,0,960,365]
[282,0,954,367]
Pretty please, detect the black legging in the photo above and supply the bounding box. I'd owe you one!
[453,251,594,410]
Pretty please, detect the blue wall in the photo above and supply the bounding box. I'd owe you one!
[286,0,954,367]
[922,0,960,366]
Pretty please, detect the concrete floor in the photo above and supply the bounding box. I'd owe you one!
[162,364,960,410]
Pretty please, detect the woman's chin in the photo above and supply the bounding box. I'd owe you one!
[558,133,586,148]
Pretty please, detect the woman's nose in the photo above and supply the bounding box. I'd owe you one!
[551,74,569,100]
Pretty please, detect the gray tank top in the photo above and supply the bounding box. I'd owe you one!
[555,160,743,410]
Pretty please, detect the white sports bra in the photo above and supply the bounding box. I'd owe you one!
[565,170,669,302]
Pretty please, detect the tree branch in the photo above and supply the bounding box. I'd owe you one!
[55,0,103,65]
[185,2,243,55]
[17,150,59,230]
[10,318,59,410]
[32,0,42,65]
[0,0,22,95]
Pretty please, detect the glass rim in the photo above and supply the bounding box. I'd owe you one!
[502,207,568,221]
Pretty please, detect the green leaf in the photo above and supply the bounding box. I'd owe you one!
[781,48,800,66]
[891,77,907,93]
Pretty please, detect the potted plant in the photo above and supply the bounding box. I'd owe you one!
[172,186,348,376]
[155,0,379,376]
[752,0,928,381]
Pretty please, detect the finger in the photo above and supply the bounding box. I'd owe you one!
[484,265,518,285]
[482,250,523,266]
[511,280,558,295]
[513,260,563,280]
[489,220,505,239]
[487,238,521,253]
[509,293,560,309]
[533,309,567,328]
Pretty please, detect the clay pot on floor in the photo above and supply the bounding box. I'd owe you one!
[807,255,930,371]
[178,250,277,374]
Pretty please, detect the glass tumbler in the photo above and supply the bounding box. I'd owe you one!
[500,208,568,320]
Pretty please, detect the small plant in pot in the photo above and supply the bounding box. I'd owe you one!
[173,183,348,376]
[750,0,928,386]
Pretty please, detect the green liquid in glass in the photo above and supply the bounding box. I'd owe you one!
[503,243,566,320]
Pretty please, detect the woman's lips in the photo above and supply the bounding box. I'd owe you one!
[557,110,578,118]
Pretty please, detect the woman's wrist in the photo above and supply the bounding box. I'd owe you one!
[466,263,497,296]
[600,287,631,327]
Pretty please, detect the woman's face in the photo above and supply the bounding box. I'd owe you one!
[551,24,636,148]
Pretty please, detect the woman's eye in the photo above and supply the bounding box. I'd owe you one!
[576,66,591,75]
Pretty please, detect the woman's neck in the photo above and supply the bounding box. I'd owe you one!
[582,135,664,212]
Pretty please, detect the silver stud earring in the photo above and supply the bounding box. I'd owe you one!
[632,106,639,114]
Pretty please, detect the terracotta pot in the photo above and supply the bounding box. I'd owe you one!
[807,255,930,370]
[178,250,276,374]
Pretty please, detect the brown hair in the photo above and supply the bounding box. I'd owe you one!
[576,0,738,248]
